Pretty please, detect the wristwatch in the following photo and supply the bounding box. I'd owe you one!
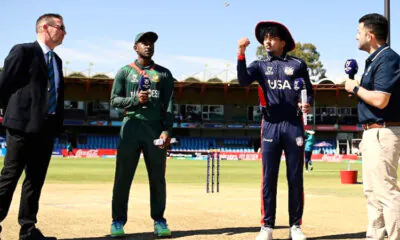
[353,86,359,94]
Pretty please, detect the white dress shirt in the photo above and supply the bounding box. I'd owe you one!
[37,39,60,101]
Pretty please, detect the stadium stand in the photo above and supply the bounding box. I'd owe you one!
[75,135,119,149]
[50,132,338,155]
[172,137,254,152]
[0,77,359,157]
[312,140,337,154]
[64,109,86,121]
[60,135,255,152]
[51,134,337,156]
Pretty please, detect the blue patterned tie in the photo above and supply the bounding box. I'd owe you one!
[47,51,57,114]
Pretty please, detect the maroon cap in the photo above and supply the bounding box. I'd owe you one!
[255,21,295,52]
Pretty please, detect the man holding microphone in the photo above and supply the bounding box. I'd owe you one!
[345,13,400,239]
[109,31,174,238]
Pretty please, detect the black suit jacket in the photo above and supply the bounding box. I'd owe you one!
[0,41,64,135]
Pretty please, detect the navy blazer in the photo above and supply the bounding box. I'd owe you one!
[0,41,64,135]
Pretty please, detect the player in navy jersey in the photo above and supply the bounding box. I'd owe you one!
[237,21,313,240]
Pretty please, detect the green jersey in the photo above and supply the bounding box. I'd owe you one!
[110,60,174,135]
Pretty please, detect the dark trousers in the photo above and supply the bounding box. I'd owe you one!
[112,118,167,224]
[260,119,304,228]
[0,118,55,237]
[304,151,312,170]
[67,149,74,156]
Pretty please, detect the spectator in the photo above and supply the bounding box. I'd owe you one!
[66,141,74,158]
[304,130,316,172]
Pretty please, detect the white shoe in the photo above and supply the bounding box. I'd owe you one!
[289,225,306,240]
[256,226,273,240]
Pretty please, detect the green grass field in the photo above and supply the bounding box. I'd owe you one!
[0,157,369,197]
[1,156,398,239]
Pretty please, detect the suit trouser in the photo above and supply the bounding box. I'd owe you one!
[361,127,400,240]
[0,118,55,236]
[112,118,167,224]
[260,119,304,228]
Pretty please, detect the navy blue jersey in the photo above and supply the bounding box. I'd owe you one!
[358,44,400,124]
[238,54,313,121]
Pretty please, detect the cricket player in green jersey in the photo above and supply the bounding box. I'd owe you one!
[110,31,174,238]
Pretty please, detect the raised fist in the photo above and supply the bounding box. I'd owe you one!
[238,37,250,55]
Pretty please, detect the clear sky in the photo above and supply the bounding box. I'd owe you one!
[0,0,398,82]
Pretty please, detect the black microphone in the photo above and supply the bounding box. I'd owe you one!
[344,59,358,97]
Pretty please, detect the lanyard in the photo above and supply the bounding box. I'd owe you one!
[129,62,156,77]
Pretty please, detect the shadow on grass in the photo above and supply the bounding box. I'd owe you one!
[60,226,286,240]
[61,227,365,240]
[308,231,366,239]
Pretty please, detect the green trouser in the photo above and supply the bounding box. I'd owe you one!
[112,117,167,224]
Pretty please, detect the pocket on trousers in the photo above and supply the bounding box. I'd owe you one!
[359,139,364,153]
[376,128,399,155]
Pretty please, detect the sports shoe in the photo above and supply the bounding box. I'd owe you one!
[255,226,273,240]
[154,220,172,238]
[111,220,125,237]
[20,228,56,240]
[289,225,306,240]
[310,165,313,171]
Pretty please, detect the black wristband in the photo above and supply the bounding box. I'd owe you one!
[353,86,359,94]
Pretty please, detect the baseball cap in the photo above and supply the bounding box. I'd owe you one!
[134,31,158,44]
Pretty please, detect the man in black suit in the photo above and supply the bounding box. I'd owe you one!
[0,13,66,240]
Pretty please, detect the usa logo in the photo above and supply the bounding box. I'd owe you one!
[293,78,304,91]
[294,81,300,91]
[265,66,273,75]
[284,66,294,76]
[296,137,304,147]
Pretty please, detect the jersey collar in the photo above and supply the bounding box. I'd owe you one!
[266,52,288,62]
[134,59,155,70]
[366,43,389,63]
